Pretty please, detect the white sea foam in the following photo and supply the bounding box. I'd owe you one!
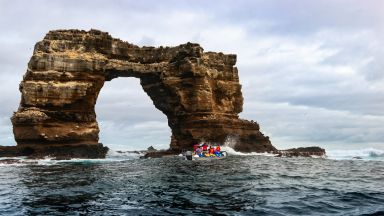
[220,135,277,157]
[106,149,144,159]
[221,146,278,157]
[221,145,384,161]
[326,148,384,161]
[221,135,384,161]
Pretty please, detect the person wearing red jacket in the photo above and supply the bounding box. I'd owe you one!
[202,143,208,153]
[214,145,222,157]
[209,146,215,155]
[215,145,221,152]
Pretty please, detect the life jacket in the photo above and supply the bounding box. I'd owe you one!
[202,144,208,151]
[215,146,221,152]
[209,148,214,154]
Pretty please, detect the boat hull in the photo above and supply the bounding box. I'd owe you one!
[186,151,228,161]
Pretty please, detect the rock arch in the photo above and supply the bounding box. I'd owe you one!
[10,29,276,158]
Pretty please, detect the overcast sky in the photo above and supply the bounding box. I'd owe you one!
[0,0,383,151]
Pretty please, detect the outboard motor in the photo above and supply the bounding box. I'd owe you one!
[186,151,192,160]
[221,151,227,157]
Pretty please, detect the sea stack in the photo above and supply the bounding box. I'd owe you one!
[8,29,276,158]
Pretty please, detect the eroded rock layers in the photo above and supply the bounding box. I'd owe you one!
[10,29,276,158]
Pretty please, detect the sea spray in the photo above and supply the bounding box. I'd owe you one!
[221,145,278,157]
[221,135,278,156]
[107,149,144,159]
[222,134,239,149]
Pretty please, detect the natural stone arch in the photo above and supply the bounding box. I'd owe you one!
[10,29,276,158]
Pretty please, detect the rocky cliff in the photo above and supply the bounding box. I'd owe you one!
[8,29,277,158]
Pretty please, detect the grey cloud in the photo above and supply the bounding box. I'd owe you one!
[361,57,384,81]
[98,120,171,151]
[138,36,156,46]
[0,117,16,146]
[95,77,171,149]
[241,101,384,150]
[242,74,384,117]
[241,65,384,116]
[96,78,167,122]
[237,28,384,117]
[213,0,384,36]
[0,74,22,115]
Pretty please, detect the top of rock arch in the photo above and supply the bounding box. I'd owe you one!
[32,29,238,82]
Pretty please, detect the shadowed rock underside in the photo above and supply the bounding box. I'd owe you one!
[9,29,277,158]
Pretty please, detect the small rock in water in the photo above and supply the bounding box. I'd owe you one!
[147,146,157,152]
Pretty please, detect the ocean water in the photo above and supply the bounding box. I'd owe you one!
[0,149,384,216]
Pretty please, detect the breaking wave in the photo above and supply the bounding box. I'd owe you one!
[222,146,384,161]
[106,149,144,159]
[326,148,384,161]
[221,146,278,157]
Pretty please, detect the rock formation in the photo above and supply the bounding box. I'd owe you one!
[276,147,326,158]
[7,29,277,158]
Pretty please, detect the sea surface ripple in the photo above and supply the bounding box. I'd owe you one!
[0,155,383,215]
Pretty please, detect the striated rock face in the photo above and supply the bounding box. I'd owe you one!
[10,29,277,158]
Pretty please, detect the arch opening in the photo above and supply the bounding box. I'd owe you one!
[96,77,171,151]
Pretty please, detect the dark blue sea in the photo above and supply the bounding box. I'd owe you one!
[1,149,384,216]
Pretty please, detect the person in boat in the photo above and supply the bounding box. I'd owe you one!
[193,144,200,152]
[193,144,202,156]
[195,146,202,157]
[204,145,211,157]
[209,146,215,157]
[215,145,221,152]
[202,143,208,154]
[186,150,193,160]
[214,145,221,157]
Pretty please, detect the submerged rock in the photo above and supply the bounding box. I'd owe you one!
[6,29,276,158]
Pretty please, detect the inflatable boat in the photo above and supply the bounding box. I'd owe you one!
[185,151,228,160]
